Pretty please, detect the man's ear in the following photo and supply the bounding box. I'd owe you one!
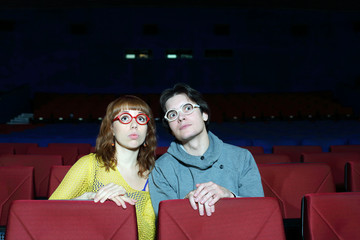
[202,112,209,121]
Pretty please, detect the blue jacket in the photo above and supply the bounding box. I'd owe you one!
[149,132,264,216]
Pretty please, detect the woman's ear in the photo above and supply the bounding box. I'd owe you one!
[110,125,115,136]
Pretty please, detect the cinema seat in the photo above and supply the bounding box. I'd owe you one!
[27,145,78,165]
[273,145,323,162]
[302,192,360,240]
[90,146,96,153]
[345,161,360,192]
[48,165,72,198]
[330,144,360,153]
[156,146,168,158]
[240,146,264,155]
[253,154,291,164]
[258,163,336,219]
[0,143,38,154]
[253,139,300,154]
[6,200,138,240]
[302,152,360,192]
[0,166,34,226]
[48,143,92,155]
[301,137,347,152]
[0,155,63,199]
[0,145,14,155]
[157,198,286,240]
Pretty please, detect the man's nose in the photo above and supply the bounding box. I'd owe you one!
[177,111,186,121]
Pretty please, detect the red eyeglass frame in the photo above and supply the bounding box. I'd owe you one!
[112,113,150,125]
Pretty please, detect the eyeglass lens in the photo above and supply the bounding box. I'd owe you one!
[166,103,195,121]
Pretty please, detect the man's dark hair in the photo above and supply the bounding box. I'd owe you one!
[160,83,211,132]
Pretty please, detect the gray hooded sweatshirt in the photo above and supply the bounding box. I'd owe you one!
[149,131,264,216]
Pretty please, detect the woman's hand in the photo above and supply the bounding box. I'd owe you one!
[88,183,137,208]
[74,191,96,200]
[185,181,234,216]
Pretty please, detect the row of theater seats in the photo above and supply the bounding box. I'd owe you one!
[0,142,95,165]
[1,143,360,239]
[44,160,359,218]
[1,143,359,194]
[3,193,360,239]
[1,143,360,198]
[1,162,359,238]
[32,91,355,123]
[32,92,161,123]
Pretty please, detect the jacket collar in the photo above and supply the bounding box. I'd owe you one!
[167,131,223,170]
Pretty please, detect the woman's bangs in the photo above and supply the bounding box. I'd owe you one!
[112,97,149,117]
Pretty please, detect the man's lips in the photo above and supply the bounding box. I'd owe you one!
[180,124,191,130]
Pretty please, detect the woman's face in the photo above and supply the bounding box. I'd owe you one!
[165,93,208,143]
[112,109,148,150]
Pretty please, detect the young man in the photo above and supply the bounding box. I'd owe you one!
[149,83,264,217]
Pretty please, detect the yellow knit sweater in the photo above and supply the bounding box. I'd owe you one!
[49,154,155,240]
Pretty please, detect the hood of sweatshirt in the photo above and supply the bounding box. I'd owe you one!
[166,131,223,170]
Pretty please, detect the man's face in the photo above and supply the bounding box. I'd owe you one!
[165,93,208,143]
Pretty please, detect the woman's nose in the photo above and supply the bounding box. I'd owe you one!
[130,118,138,128]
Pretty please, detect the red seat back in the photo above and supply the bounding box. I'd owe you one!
[0,145,14,155]
[27,146,78,165]
[0,166,34,225]
[158,198,286,240]
[0,143,38,154]
[240,146,265,155]
[346,161,360,192]
[156,146,168,158]
[48,165,72,198]
[253,153,291,164]
[258,163,336,219]
[330,144,360,153]
[302,152,360,191]
[302,192,360,240]
[48,143,92,155]
[273,145,323,162]
[6,200,138,240]
[90,146,96,153]
[0,155,63,198]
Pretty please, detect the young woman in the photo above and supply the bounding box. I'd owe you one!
[50,95,157,240]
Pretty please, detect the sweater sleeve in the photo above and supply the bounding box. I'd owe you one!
[237,150,264,197]
[148,163,178,217]
[49,154,95,200]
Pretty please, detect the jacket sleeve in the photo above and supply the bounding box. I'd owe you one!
[148,163,178,217]
[49,154,94,200]
[237,150,264,197]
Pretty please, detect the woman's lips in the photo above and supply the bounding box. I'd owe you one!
[129,134,139,139]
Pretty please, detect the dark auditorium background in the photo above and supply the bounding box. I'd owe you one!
[1,0,360,149]
[1,0,360,119]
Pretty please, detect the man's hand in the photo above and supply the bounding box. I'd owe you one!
[185,182,234,216]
